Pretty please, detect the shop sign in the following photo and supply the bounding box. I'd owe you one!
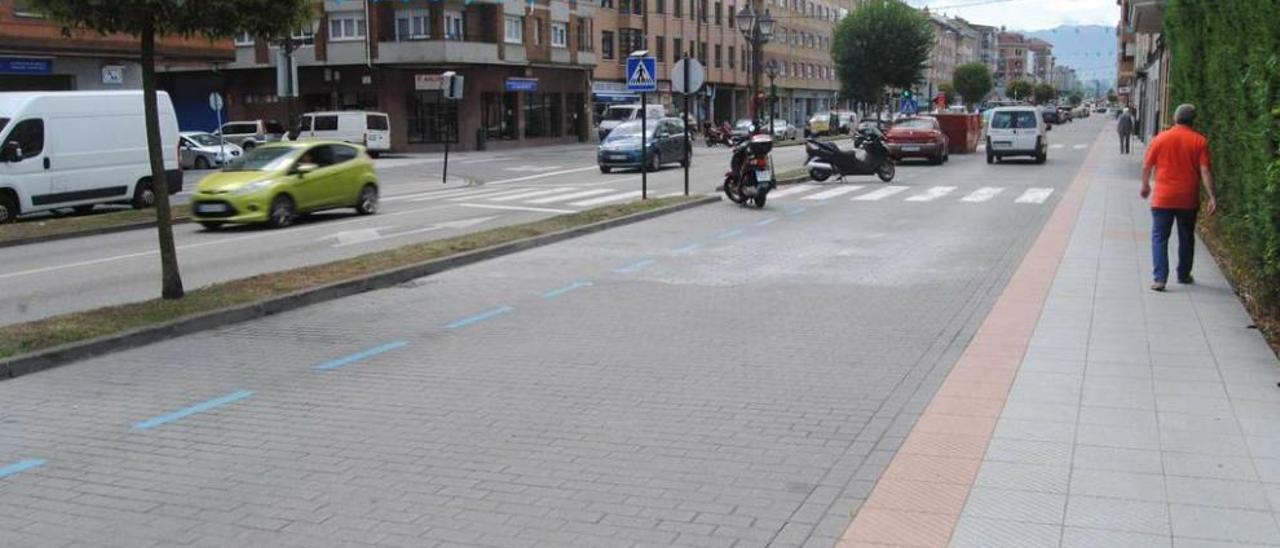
[0,57,52,74]
[414,73,446,91]
[505,77,539,92]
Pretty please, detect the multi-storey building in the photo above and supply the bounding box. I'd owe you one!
[1115,15,1136,108]
[1118,0,1168,140]
[920,12,981,104]
[996,31,1031,88]
[1051,65,1079,94]
[970,23,1000,77]
[1028,38,1054,84]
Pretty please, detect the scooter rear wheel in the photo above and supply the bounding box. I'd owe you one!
[877,162,896,182]
[723,178,747,204]
[809,169,831,182]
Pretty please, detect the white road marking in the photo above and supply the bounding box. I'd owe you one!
[769,184,819,199]
[526,188,617,204]
[489,187,577,202]
[504,165,564,173]
[802,185,864,200]
[485,165,598,185]
[659,191,686,198]
[457,203,577,214]
[961,187,1005,202]
[1072,144,1088,150]
[1051,144,1065,149]
[445,188,543,202]
[387,187,494,202]
[1015,187,1055,204]
[905,186,957,202]
[568,190,642,207]
[851,185,909,201]
[329,217,496,247]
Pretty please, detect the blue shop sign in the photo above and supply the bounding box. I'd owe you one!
[0,57,53,74]
[505,77,538,92]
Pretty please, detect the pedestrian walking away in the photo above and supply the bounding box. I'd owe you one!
[1140,103,1218,291]
[1117,107,1135,154]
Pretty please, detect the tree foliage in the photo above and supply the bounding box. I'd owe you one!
[1166,0,1280,315]
[1006,79,1033,101]
[1032,83,1057,105]
[1068,92,1083,106]
[833,0,933,105]
[1107,89,1118,103]
[952,62,993,106]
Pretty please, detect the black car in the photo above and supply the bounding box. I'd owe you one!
[1041,107,1061,125]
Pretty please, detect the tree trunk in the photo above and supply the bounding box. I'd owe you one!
[141,23,185,299]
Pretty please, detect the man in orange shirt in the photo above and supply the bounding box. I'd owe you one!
[1141,104,1218,291]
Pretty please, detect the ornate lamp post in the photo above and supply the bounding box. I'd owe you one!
[735,5,775,127]
[764,59,780,136]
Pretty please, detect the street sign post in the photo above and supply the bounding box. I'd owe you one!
[627,54,656,199]
[441,71,461,183]
[208,92,226,163]
[671,57,704,196]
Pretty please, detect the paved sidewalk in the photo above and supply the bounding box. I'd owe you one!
[841,133,1280,547]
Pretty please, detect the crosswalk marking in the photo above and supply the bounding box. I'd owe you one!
[905,186,957,202]
[1015,187,1055,204]
[803,185,864,200]
[446,188,542,202]
[569,190,642,207]
[852,185,909,201]
[526,188,616,204]
[1072,144,1088,150]
[457,203,576,214]
[770,184,819,199]
[490,187,575,202]
[961,187,1005,202]
[1050,144,1065,149]
[396,187,491,202]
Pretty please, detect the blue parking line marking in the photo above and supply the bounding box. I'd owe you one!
[613,258,656,274]
[717,229,744,239]
[672,243,702,254]
[0,459,45,479]
[315,341,408,371]
[543,280,593,299]
[445,306,514,329]
[786,206,808,215]
[132,390,254,431]
[754,217,779,226]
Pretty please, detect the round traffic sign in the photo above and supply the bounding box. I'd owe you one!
[672,58,706,95]
[208,92,224,112]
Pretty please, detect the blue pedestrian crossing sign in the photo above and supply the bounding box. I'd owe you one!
[626,56,658,93]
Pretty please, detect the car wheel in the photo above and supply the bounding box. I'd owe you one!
[930,153,943,165]
[242,141,256,150]
[599,165,612,174]
[267,194,295,228]
[355,184,379,215]
[131,179,156,209]
[1036,151,1047,164]
[194,156,211,170]
[987,150,994,164]
[368,151,381,159]
[647,152,661,172]
[73,205,95,214]
[0,193,17,224]
[200,222,224,231]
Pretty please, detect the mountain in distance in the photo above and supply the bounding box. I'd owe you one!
[1023,25,1117,90]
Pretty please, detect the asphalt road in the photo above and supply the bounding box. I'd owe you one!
[0,118,1107,547]
[0,119,1101,326]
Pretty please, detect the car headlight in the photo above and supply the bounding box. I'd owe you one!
[232,180,273,196]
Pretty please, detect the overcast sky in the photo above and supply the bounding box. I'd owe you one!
[905,0,1120,31]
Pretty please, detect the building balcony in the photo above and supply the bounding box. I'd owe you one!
[377,40,502,65]
[1130,0,1166,34]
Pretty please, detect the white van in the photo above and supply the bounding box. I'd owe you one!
[597,104,666,141]
[0,91,181,222]
[985,106,1050,164]
[293,111,391,157]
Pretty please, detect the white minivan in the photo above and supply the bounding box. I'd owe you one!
[0,91,181,222]
[292,111,391,157]
[597,104,666,141]
[985,106,1050,165]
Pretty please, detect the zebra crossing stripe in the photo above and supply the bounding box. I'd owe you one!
[1051,144,1065,149]
[444,188,541,201]
[1015,187,1054,204]
[769,184,819,199]
[905,186,957,202]
[527,188,617,204]
[961,187,1005,202]
[490,187,576,202]
[569,190,642,207]
[1072,144,1088,150]
[852,186,909,201]
[803,185,864,200]
[400,187,495,202]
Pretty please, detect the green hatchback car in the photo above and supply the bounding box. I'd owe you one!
[190,141,379,230]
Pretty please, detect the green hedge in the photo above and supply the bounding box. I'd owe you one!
[1166,0,1280,311]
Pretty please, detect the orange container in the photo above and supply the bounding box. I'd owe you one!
[933,113,982,153]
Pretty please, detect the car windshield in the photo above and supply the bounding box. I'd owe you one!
[735,120,754,130]
[604,121,653,140]
[225,146,299,172]
[602,108,637,121]
[186,133,221,146]
[894,119,934,130]
[991,111,1038,129]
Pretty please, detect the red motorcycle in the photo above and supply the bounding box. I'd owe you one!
[704,122,733,147]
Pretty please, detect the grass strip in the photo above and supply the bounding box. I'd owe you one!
[0,205,192,244]
[0,196,697,359]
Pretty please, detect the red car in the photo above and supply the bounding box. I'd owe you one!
[885,116,949,164]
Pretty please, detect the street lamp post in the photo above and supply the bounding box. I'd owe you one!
[764,59,779,137]
[735,5,774,129]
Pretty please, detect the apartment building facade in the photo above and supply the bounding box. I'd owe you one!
[921,12,981,104]
[1028,38,1054,83]
[996,31,1030,87]
[1118,0,1168,140]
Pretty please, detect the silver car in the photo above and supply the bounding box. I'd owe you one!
[179,132,243,170]
[767,120,798,140]
[216,119,286,150]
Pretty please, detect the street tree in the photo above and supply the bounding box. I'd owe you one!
[938,81,954,103]
[1107,89,1118,104]
[1006,80,1033,101]
[952,62,993,107]
[1033,83,1058,105]
[27,0,313,299]
[1068,92,1084,106]
[833,0,933,109]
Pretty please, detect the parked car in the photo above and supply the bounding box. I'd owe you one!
[766,119,798,140]
[597,104,666,141]
[885,116,949,164]
[596,118,690,173]
[1041,107,1061,125]
[731,118,757,141]
[190,141,379,229]
[0,90,183,223]
[292,111,391,157]
[1057,107,1074,123]
[179,131,243,170]
[217,119,286,150]
[834,111,858,134]
[805,112,832,137]
[986,106,1050,164]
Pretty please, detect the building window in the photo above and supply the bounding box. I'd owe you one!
[699,0,707,21]
[656,0,665,14]
[482,92,518,140]
[533,18,543,46]
[674,0,682,17]
[577,17,592,51]
[395,9,430,41]
[234,32,254,47]
[728,46,735,68]
[741,49,747,71]
[714,2,721,25]
[328,12,364,42]
[728,4,735,27]
[524,93,563,138]
[619,28,643,58]
[602,30,615,59]
[656,35,665,62]
[619,0,641,15]
[407,91,458,144]
[552,22,568,48]
[673,38,682,60]
[445,11,465,41]
[698,41,707,65]
[714,44,721,68]
[504,16,524,44]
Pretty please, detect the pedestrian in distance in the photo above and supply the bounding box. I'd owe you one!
[1140,104,1218,292]
[1117,107,1135,154]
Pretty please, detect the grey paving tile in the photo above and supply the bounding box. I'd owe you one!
[1064,496,1170,535]
[961,487,1067,525]
[994,418,1078,444]
[1076,423,1162,450]
[1168,504,1280,544]
[1172,538,1277,548]
[1164,477,1271,510]
[1159,430,1250,457]
[984,439,1074,467]
[1162,453,1259,481]
[975,461,1070,494]
[1078,406,1158,429]
[1000,401,1080,424]
[1069,469,1166,502]
[1072,446,1164,475]
[1061,527,1172,548]
[949,515,1062,548]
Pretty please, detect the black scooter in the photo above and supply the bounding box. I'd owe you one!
[804,128,895,183]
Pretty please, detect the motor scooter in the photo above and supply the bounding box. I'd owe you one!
[704,122,734,147]
[723,132,774,208]
[804,128,895,183]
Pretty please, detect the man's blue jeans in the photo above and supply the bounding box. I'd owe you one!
[1152,208,1198,283]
